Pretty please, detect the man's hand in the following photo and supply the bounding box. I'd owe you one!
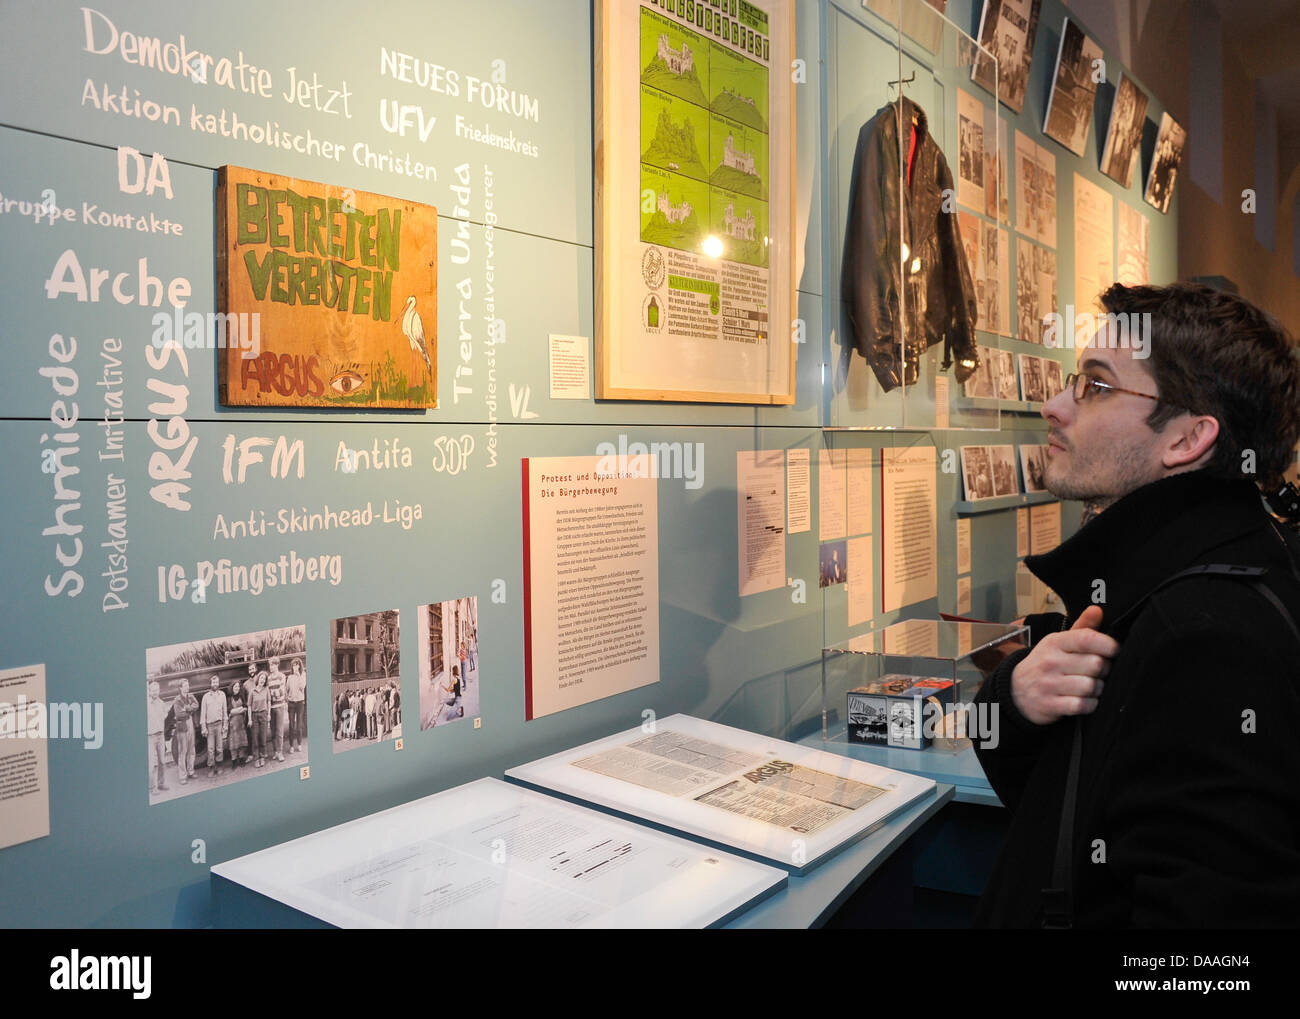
[1010,605,1119,725]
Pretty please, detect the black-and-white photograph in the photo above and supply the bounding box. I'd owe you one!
[1099,72,1150,187]
[982,222,1007,334]
[958,89,987,212]
[818,541,848,588]
[1015,131,1058,248]
[145,626,308,805]
[996,348,1020,400]
[960,211,983,297]
[963,344,998,398]
[1020,444,1049,492]
[330,610,402,754]
[1144,111,1186,214]
[1035,244,1059,322]
[1043,358,1064,399]
[1016,237,1039,343]
[1018,148,1041,236]
[990,444,1019,497]
[972,0,1043,115]
[1043,18,1104,157]
[418,596,480,730]
[986,115,1009,222]
[1019,353,1046,403]
[962,118,984,188]
[846,690,888,744]
[961,445,996,501]
[1017,238,1058,344]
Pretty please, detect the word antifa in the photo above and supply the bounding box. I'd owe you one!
[236,183,401,320]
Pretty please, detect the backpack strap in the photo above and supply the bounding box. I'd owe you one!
[1041,562,1300,929]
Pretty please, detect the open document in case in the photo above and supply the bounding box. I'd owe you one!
[210,778,785,929]
[505,714,937,875]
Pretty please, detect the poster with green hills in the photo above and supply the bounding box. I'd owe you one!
[709,113,767,200]
[641,85,710,181]
[638,2,771,259]
[640,8,709,107]
[641,165,708,251]
[709,185,769,268]
[709,39,768,132]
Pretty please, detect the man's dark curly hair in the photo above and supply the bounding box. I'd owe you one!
[1100,281,1300,486]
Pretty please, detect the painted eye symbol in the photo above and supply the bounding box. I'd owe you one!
[330,370,364,395]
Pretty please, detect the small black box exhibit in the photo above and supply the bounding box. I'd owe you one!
[846,675,956,749]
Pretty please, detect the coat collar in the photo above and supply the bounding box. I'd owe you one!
[1026,471,1270,629]
[895,96,928,146]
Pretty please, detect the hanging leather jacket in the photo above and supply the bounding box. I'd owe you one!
[842,96,980,392]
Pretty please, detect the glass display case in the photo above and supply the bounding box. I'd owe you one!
[824,0,1007,433]
[821,618,1028,751]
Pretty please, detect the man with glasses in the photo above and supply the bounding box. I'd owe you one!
[973,281,1300,927]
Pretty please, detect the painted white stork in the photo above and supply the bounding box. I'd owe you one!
[402,296,433,383]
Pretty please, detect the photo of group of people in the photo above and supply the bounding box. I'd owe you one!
[1144,111,1186,214]
[330,610,403,754]
[1042,18,1103,158]
[418,597,480,730]
[960,445,1019,501]
[1016,237,1058,344]
[145,600,486,803]
[972,0,1043,115]
[1018,353,1064,403]
[959,213,1011,337]
[962,443,1055,500]
[962,346,1061,405]
[145,627,308,805]
[1015,131,1057,248]
[1099,72,1149,188]
[963,344,1018,401]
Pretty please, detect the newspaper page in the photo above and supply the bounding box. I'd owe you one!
[693,760,886,835]
[573,731,767,796]
[573,730,886,836]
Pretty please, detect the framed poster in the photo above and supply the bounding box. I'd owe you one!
[216,165,437,408]
[595,0,796,404]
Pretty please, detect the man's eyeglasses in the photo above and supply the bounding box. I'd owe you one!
[1064,371,1162,404]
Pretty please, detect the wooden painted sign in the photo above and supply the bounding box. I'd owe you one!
[216,165,437,408]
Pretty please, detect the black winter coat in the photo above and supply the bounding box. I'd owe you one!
[974,471,1300,927]
[842,96,979,392]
